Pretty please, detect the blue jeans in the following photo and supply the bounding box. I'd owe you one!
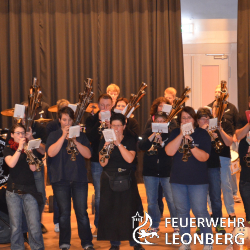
[220,156,235,214]
[171,183,212,245]
[91,161,103,228]
[6,191,44,250]
[230,173,238,196]
[33,164,46,216]
[239,180,250,221]
[52,181,93,249]
[143,176,177,228]
[207,168,222,220]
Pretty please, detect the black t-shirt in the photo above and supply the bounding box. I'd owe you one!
[3,147,36,190]
[138,128,172,177]
[238,137,250,182]
[207,101,239,132]
[216,120,233,159]
[5,122,47,161]
[236,113,248,130]
[168,127,211,185]
[99,134,137,173]
[46,129,92,183]
[46,119,61,136]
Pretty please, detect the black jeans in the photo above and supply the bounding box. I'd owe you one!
[239,180,250,222]
[52,181,93,249]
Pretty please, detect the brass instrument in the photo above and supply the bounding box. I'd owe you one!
[98,121,107,134]
[66,78,94,161]
[211,80,228,153]
[23,78,43,171]
[123,82,147,117]
[100,141,115,163]
[23,143,43,171]
[178,137,192,162]
[207,129,224,153]
[147,132,162,156]
[243,153,250,167]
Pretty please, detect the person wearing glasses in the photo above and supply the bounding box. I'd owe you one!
[3,123,44,250]
[165,106,213,250]
[97,113,144,250]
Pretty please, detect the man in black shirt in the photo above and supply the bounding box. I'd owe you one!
[85,94,113,237]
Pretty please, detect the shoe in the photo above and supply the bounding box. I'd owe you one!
[41,223,48,234]
[233,196,241,203]
[84,246,95,250]
[134,244,145,250]
[174,227,180,234]
[216,225,226,234]
[147,227,159,233]
[92,228,97,237]
[179,240,191,250]
[109,246,120,250]
[203,245,213,250]
[196,227,201,235]
[61,248,68,250]
[229,214,236,220]
[54,223,60,233]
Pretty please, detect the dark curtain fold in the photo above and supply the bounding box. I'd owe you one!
[238,0,250,114]
[0,0,184,132]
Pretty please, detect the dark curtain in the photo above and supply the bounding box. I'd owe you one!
[0,0,184,181]
[238,0,250,114]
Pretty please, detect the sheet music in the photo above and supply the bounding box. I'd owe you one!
[151,123,168,133]
[13,104,25,119]
[68,125,80,138]
[181,122,194,136]
[209,118,218,130]
[102,129,117,142]
[27,138,41,150]
[162,104,172,114]
[100,111,111,121]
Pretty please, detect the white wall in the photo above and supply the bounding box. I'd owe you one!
[182,18,238,109]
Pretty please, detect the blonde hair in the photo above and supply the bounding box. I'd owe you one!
[106,83,120,95]
[164,87,177,98]
[56,99,70,111]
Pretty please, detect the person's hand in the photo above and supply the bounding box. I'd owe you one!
[26,127,34,141]
[212,132,218,139]
[155,133,163,144]
[72,137,78,145]
[62,126,70,139]
[29,164,37,172]
[18,138,26,150]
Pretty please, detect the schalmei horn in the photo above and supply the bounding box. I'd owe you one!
[66,78,94,161]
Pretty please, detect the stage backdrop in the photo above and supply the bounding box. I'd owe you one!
[238,0,250,114]
[0,0,184,181]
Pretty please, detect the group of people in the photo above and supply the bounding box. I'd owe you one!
[2,82,250,250]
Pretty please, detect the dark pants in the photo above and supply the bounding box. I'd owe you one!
[52,181,93,249]
[239,180,250,221]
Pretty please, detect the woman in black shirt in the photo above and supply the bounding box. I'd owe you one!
[97,113,144,250]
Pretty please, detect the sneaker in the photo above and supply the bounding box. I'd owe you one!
[216,225,226,234]
[54,223,60,233]
[109,246,120,250]
[147,227,159,233]
[92,228,98,237]
[134,244,145,250]
[84,246,95,250]
[229,214,236,220]
[174,227,180,234]
[203,245,213,250]
[179,240,191,250]
[41,223,48,234]
[196,227,201,235]
[233,196,241,203]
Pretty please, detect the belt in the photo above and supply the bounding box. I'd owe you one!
[11,189,27,195]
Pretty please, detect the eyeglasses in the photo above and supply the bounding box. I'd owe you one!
[111,125,123,128]
[14,132,25,136]
[199,117,209,122]
[181,116,192,120]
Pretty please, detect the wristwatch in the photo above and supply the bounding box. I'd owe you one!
[117,143,122,147]
[17,149,22,153]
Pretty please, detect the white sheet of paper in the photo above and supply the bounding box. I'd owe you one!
[68,104,77,113]
[27,138,41,150]
[209,118,218,130]
[68,125,80,138]
[162,104,172,114]
[114,108,122,114]
[152,123,168,133]
[102,129,116,142]
[181,122,194,136]
[13,104,25,119]
[100,111,111,121]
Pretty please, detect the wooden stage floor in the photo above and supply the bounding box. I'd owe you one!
[0,173,246,250]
